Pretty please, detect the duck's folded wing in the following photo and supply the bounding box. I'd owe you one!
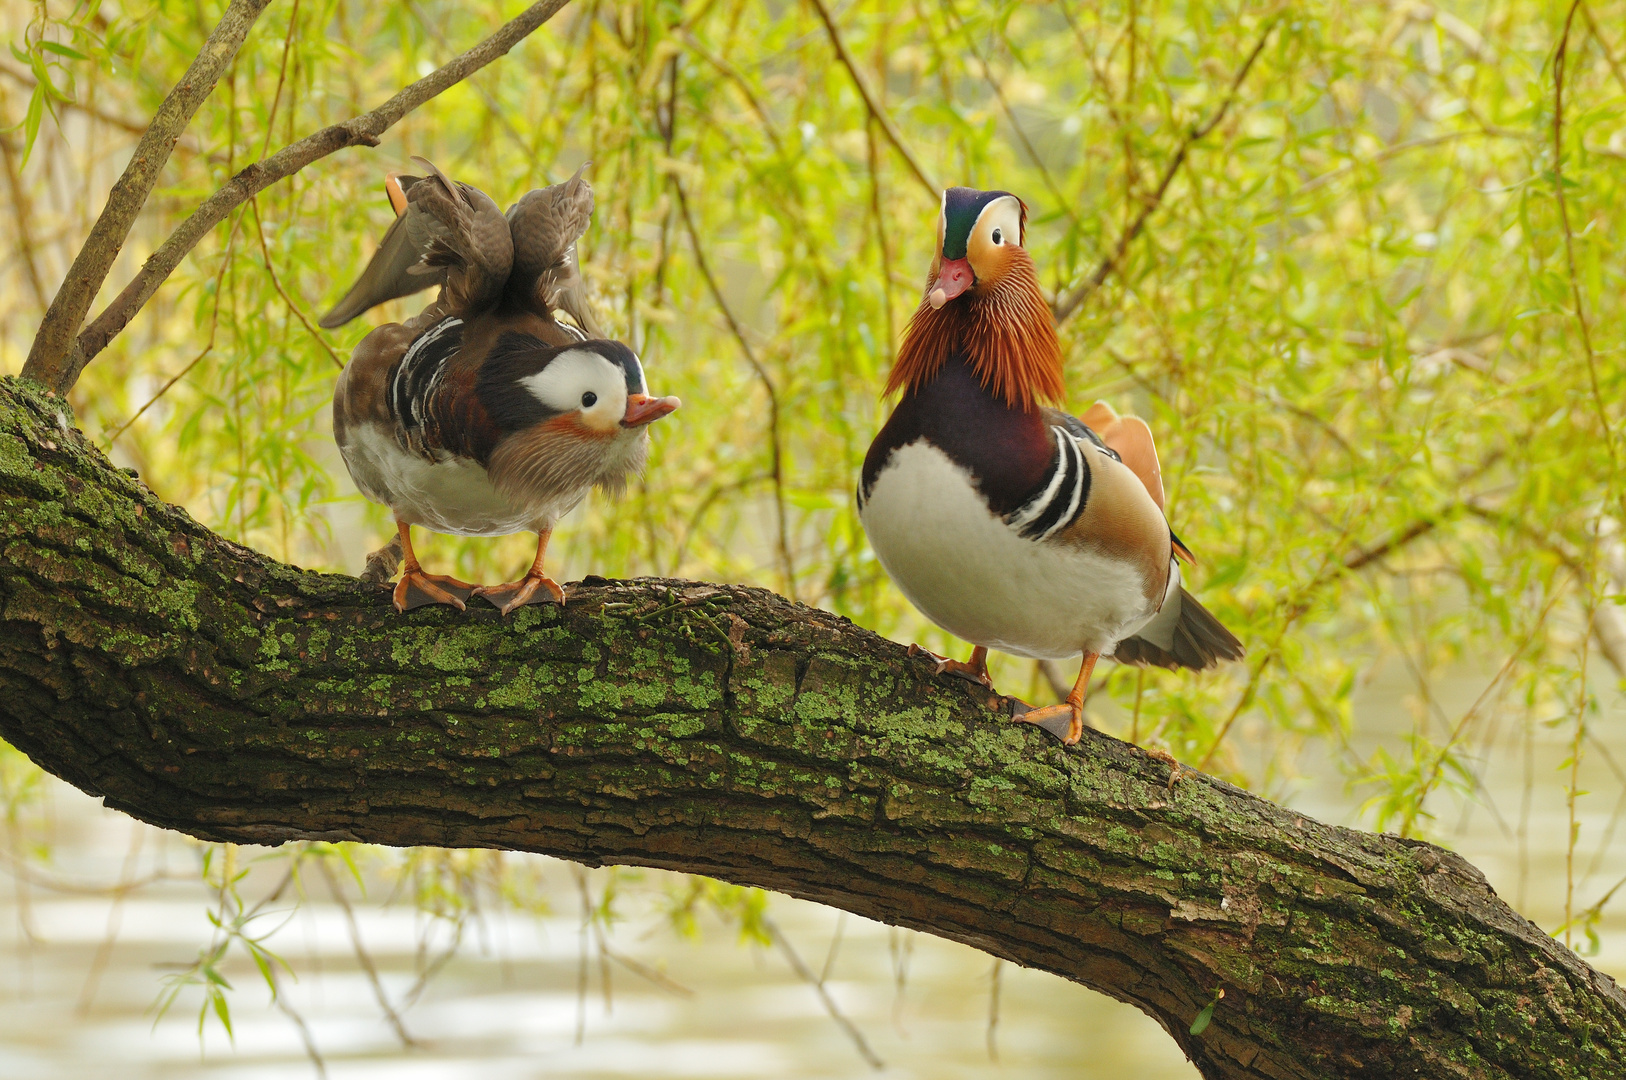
[505,163,602,336]
[320,158,513,328]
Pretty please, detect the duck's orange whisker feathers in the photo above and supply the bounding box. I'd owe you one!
[886,251,1064,411]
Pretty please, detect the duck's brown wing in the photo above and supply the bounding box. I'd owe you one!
[320,158,513,328]
[504,163,602,336]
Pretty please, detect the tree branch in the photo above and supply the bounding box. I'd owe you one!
[805,0,937,199]
[21,0,274,390]
[1052,17,1278,326]
[21,0,574,395]
[2,376,1624,1079]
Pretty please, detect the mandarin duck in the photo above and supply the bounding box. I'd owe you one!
[858,187,1243,744]
[324,158,679,615]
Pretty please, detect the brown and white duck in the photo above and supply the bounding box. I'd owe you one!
[325,159,679,615]
[858,186,1243,744]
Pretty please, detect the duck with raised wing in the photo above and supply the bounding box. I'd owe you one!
[858,186,1243,744]
[326,159,679,615]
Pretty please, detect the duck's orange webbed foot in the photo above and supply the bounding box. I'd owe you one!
[1011,652,1099,746]
[1013,700,1085,745]
[390,521,475,613]
[473,572,566,615]
[471,528,566,616]
[908,643,993,689]
[393,568,476,613]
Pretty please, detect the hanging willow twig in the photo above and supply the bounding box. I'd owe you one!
[672,178,798,601]
[1051,14,1279,326]
[805,0,937,198]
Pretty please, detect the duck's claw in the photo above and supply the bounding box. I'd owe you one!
[393,569,476,613]
[907,643,993,688]
[473,572,566,615]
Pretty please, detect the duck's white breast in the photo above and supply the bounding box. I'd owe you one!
[860,440,1157,659]
[340,423,583,536]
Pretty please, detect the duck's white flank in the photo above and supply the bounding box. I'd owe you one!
[340,423,587,536]
[861,439,1164,659]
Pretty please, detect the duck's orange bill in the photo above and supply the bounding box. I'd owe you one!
[621,394,681,427]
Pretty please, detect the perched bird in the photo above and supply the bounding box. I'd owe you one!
[858,186,1243,744]
[325,158,680,615]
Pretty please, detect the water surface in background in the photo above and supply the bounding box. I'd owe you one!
[2,654,1623,1078]
[0,786,1195,1079]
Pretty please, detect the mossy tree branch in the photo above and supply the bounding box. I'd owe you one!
[0,376,1622,1080]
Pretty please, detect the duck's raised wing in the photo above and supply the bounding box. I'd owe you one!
[320,157,514,328]
[503,163,602,337]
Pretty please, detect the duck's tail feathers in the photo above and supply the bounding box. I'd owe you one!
[1113,587,1244,671]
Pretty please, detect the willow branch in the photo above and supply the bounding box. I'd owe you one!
[3,375,1625,1080]
[672,178,798,600]
[1052,17,1278,325]
[26,0,574,395]
[21,0,274,391]
[1553,1,1614,470]
[805,0,937,198]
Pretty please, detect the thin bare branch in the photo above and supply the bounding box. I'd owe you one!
[31,0,575,394]
[1581,1,1626,95]
[805,0,937,198]
[1553,1,1615,471]
[316,857,417,1048]
[22,0,274,391]
[248,198,343,368]
[673,178,798,600]
[766,915,884,1070]
[1052,15,1279,325]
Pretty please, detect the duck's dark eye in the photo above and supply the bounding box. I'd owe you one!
[581,391,598,408]
[991,228,1003,245]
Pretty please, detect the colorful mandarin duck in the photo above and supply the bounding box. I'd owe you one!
[858,187,1243,744]
[324,159,679,615]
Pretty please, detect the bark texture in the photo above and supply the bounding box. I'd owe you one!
[1,375,1622,1080]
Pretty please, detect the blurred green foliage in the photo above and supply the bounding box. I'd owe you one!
[1,0,1624,1043]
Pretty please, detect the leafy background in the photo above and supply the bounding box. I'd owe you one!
[0,0,1623,1073]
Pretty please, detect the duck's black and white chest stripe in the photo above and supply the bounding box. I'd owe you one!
[1006,425,1089,541]
[858,355,1105,545]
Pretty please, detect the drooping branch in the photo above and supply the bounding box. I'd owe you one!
[21,0,274,388]
[805,0,937,199]
[21,0,574,395]
[1052,17,1278,325]
[2,377,1624,1079]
